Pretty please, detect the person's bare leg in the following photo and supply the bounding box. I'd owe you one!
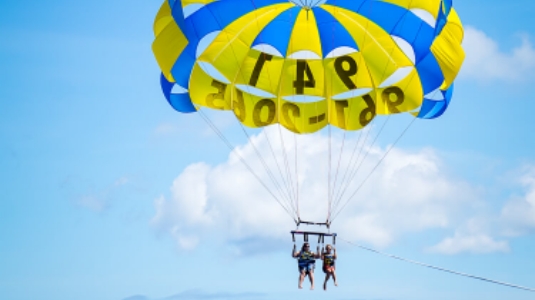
[298,271,305,289]
[309,271,315,290]
[332,271,338,286]
[323,273,330,290]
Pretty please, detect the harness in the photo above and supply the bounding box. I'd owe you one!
[323,254,335,267]
[298,251,315,266]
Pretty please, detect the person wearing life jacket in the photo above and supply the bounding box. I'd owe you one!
[292,242,321,289]
[321,244,338,290]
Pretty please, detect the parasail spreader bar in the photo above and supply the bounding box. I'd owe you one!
[291,230,337,245]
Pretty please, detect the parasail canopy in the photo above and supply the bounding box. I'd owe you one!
[151,0,465,226]
[153,0,464,134]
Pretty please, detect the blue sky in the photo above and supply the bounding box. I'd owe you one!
[1,1,535,300]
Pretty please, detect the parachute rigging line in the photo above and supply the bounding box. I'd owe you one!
[328,0,385,222]
[328,129,347,220]
[197,109,298,221]
[277,124,299,215]
[339,237,535,292]
[237,122,297,213]
[205,3,301,219]
[262,128,299,214]
[330,6,418,220]
[328,123,332,221]
[236,118,298,207]
[249,0,300,215]
[331,0,419,216]
[294,133,300,218]
[330,115,391,216]
[331,117,416,222]
[329,122,370,219]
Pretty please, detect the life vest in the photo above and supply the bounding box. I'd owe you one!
[298,251,315,266]
[323,254,335,267]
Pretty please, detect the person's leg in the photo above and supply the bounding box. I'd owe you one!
[298,269,306,289]
[332,270,338,286]
[309,269,315,290]
[323,273,330,290]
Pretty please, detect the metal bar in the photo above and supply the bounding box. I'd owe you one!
[297,220,330,226]
[291,230,337,237]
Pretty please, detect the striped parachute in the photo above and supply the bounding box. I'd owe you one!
[152,0,464,133]
[151,0,465,230]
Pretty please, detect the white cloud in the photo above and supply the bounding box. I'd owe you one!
[461,26,535,82]
[428,232,509,255]
[428,217,510,254]
[429,165,535,254]
[152,127,479,252]
[500,166,535,235]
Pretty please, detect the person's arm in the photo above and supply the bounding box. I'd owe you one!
[333,247,337,259]
[292,244,298,258]
[315,245,321,258]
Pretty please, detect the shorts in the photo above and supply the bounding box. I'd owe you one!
[323,265,335,274]
[298,263,315,274]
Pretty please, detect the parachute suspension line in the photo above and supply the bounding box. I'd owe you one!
[294,134,300,216]
[311,0,323,7]
[331,128,364,208]
[253,0,301,217]
[327,124,332,222]
[278,124,299,216]
[330,117,378,215]
[326,3,338,224]
[204,1,300,219]
[236,122,298,216]
[339,237,535,293]
[328,129,347,222]
[294,133,300,219]
[262,128,299,215]
[330,115,390,215]
[331,117,416,222]
[329,0,378,214]
[248,0,299,216]
[197,109,298,222]
[332,0,412,217]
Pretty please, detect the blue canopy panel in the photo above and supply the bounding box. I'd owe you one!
[324,0,367,11]
[160,73,197,113]
[391,12,435,65]
[251,7,301,57]
[415,52,445,95]
[170,44,197,87]
[417,84,454,119]
[442,0,453,16]
[329,0,438,64]
[434,4,448,36]
[180,0,283,41]
[168,0,290,114]
[167,0,187,35]
[313,7,359,57]
[354,1,407,34]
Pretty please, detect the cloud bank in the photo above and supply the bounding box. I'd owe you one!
[152,126,480,253]
[428,165,535,254]
[461,26,535,82]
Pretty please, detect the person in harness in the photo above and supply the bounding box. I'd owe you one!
[292,242,321,289]
[321,244,338,290]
